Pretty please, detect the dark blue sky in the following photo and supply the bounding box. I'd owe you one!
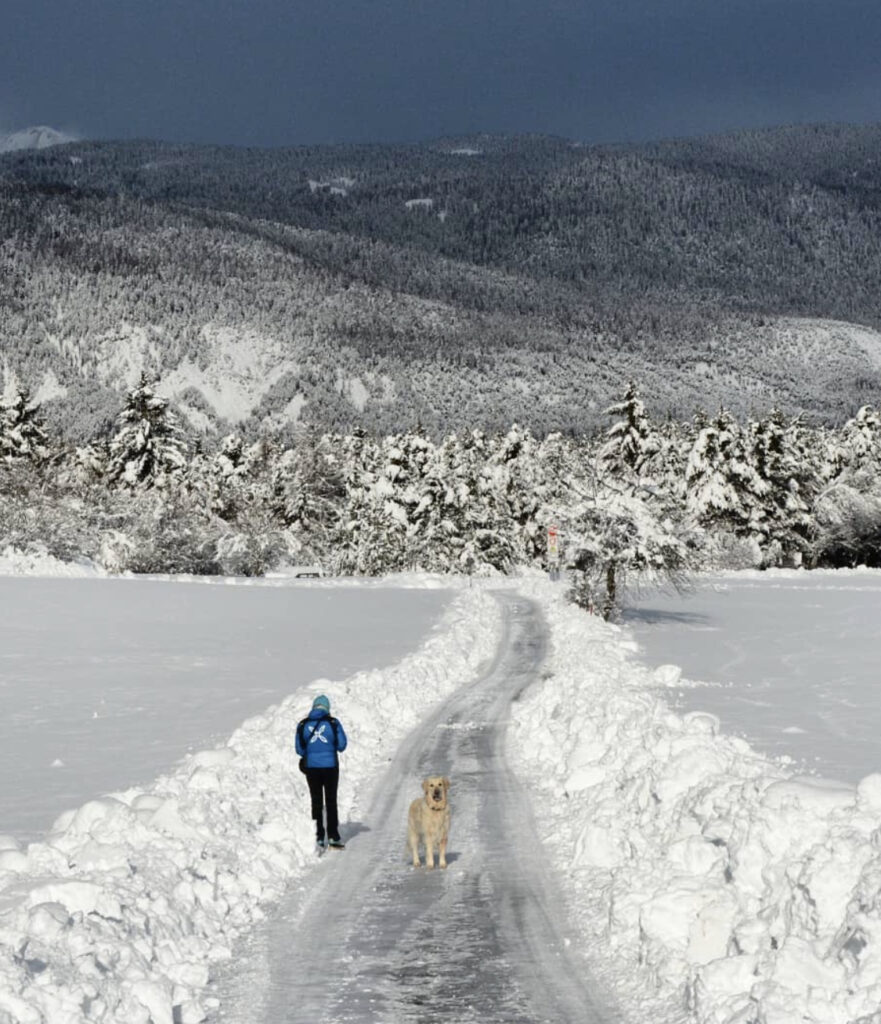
[4,0,881,147]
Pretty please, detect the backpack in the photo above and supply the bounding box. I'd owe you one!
[297,714,340,773]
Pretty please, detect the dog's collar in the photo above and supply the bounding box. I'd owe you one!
[428,804,446,811]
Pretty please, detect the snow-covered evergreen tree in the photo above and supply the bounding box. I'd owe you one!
[652,418,690,504]
[404,434,466,573]
[685,410,767,539]
[215,434,249,480]
[838,405,881,475]
[201,434,250,521]
[809,408,881,567]
[339,429,424,573]
[599,382,660,485]
[748,411,813,563]
[480,425,542,566]
[106,374,187,489]
[334,430,388,574]
[271,431,344,563]
[531,431,585,569]
[0,384,49,463]
[565,481,688,619]
[56,442,107,490]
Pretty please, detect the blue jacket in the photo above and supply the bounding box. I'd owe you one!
[295,709,348,769]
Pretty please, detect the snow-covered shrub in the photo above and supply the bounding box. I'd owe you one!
[696,529,763,571]
[99,529,136,573]
[811,483,881,568]
[214,528,287,577]
[0,464,105,566]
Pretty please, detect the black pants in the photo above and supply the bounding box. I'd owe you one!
[306,766,340,842]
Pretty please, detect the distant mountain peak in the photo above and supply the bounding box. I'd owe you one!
[0,125,79,154]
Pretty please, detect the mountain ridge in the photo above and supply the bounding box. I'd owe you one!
[2,123,881,439]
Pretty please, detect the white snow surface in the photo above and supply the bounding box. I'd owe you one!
[0,581,500,1024]
[623,568,881,784]
[510,577,881,1024]
[161,325,301,425]
[0,570,451,843]
[3,567,881,1023]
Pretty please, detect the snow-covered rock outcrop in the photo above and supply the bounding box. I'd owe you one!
[0,126,78,154]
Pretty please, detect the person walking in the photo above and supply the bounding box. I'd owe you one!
[296,694,348,849]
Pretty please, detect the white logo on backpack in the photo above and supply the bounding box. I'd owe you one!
[309,723,330,745]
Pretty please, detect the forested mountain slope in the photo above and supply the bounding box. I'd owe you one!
[2,124,881,438]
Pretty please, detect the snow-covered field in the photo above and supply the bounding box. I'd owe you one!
[0,573,451,843]
[623,569,881,784]
[2,563,881,1024]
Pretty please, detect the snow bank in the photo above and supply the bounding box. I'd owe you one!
[0,546,105,578]
[511,579,881,1024]
[0,587,501,1024]
[721,566,881,585]
[0,546,459,590]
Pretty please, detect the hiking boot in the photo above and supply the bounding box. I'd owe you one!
[317,837,327,849]
[328,838,345,849]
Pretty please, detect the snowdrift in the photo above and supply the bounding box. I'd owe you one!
[511,579,881,1024]
[0,587,501,1024]
[0,547,105,578]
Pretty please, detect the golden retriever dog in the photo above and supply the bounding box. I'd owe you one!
[408,776,451,869]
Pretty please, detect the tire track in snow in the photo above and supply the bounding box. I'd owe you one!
[213,593,619,1024]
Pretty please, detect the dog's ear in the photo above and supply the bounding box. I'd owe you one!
[442,777,450,790]
[422,779,430,794]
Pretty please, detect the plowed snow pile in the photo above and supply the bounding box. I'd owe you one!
[0,587,501,1024]
[511,578,881,1024]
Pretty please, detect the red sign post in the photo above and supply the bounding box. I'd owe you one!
[547,524,560,579]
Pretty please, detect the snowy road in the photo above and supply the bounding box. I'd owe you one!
[213,594,617,1024]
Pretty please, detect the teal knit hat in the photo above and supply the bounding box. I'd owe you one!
[312,694,331,713]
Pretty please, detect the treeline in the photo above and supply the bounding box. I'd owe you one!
[2,378,880,615]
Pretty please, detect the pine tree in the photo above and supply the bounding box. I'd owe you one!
[533,431,584,569]
[480,425,542,566]
[599,382,659,485]
[809,407,881,567]
[839,405,881,475]
[749,411,812,563]
[685,410,766,537]
[334,429,389,574]
[0,384,50,464]
[272,431,344,562]
[565,482,688,619]
[56,442,107,490]
[106,373,187,489]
